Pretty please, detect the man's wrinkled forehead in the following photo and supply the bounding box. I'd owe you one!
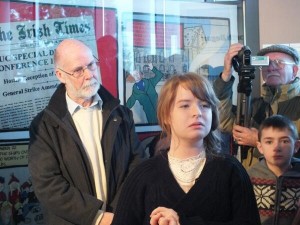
[265,52,295,61]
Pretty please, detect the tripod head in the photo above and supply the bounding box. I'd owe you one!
[232,46,256,97]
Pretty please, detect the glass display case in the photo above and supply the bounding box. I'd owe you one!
[0,1,243,223]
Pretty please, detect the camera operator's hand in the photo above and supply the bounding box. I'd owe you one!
[221,43,244,82]
[233,124,258,147]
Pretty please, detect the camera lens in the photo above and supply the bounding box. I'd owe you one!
[244,49,251,56]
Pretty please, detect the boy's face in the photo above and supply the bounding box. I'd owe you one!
[257,127,300,173]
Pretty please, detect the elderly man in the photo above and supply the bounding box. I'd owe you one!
[213,44,300,167]
[28,39,147,225]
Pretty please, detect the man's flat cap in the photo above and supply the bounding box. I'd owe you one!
[257,44,299,65]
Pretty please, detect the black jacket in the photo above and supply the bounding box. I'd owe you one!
[112,150,261,225]
[28,83,146,225]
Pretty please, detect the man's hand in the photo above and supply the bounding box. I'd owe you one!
[150,207,180,225]
[221,43,244,82]
[99,212,114,225]
[233,124,258,147]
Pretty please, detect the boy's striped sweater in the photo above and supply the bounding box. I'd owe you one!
[248,158,300,225]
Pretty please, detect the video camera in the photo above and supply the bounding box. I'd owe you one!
[232,46,269,77]
[231,46,269,97]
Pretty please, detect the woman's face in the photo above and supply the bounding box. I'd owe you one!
[169,85,212,143]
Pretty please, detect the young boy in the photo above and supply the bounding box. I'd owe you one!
[248,114,300,225]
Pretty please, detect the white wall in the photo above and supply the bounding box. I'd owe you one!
[259,0,300,46]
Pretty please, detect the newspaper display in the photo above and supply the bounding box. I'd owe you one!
[0,16,97,129]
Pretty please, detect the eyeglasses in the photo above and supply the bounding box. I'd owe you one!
[58,57,100,78]
[259,59,295,72]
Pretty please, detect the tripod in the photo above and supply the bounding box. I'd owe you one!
[235,64,256,162]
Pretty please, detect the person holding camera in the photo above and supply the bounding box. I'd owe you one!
[213,43,300,168]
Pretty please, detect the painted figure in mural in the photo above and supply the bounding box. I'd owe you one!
[213,44,300,168]
[0,177,6,205]
[28,39,147,225]
[19,180,37,219]
[0,201,14,225]
[7,174,20,222]
[126,63,164,124]
[111,73,260,225]
[247,115,300,225]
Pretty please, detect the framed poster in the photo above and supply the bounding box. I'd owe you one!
[119,1,238,132]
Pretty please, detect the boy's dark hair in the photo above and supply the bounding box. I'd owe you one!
[258,115,298,141]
